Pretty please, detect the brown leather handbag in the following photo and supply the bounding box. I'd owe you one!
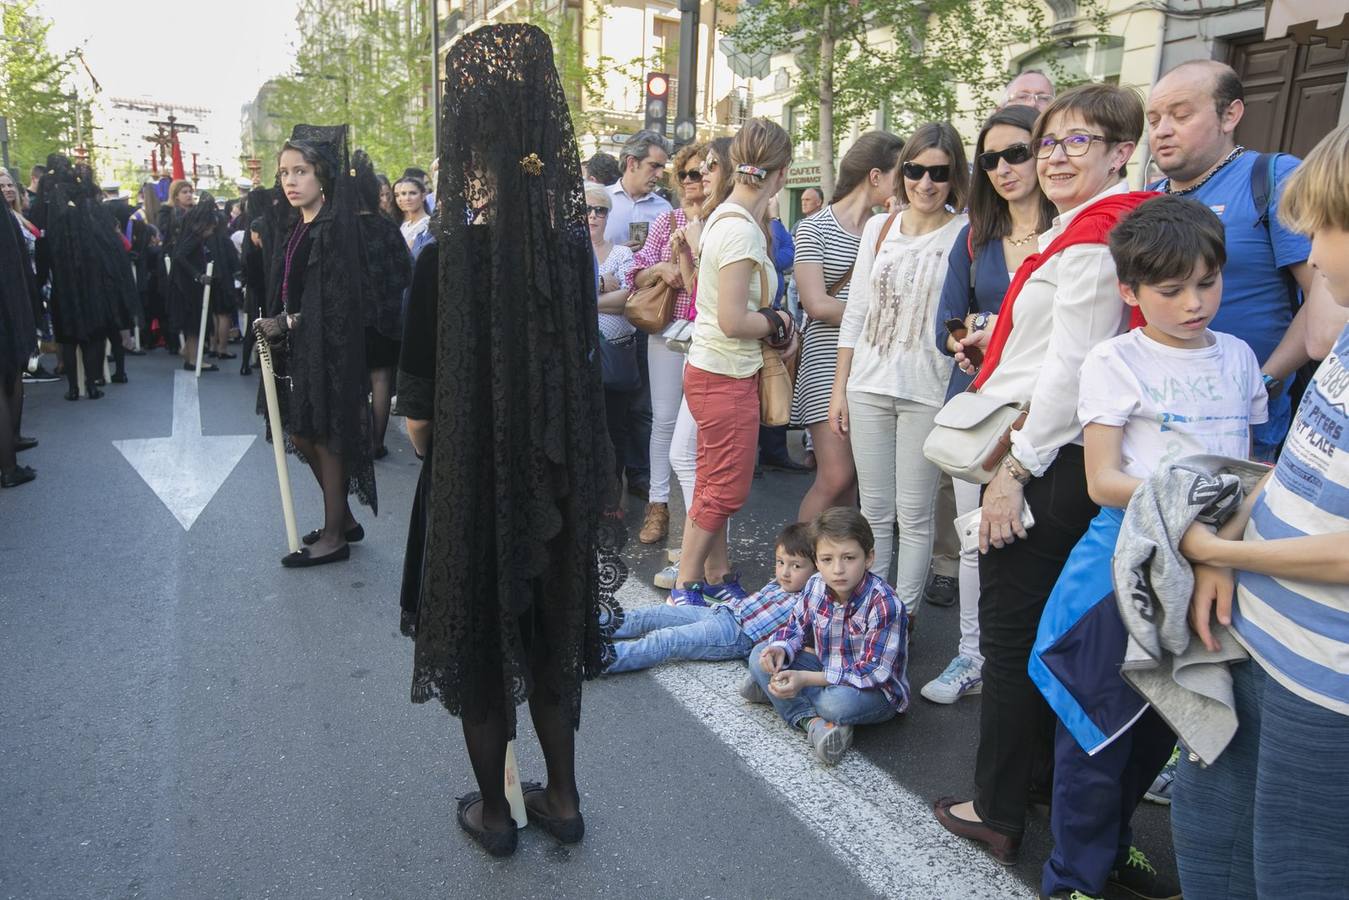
[623,277,677,334]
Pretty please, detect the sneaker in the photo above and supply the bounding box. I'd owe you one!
[653,563,678,590]
[704,572,748,604]
[923,572,958,607]
[638,502,669,544]
[807,719,853,766]
[738,673,769,704]
[920,655,982,705]
[666,547,681,564]
[1144,746,1179,805]
[1042,892,1103,900]
[22,365,61,384]
[669,584,709,607]
[1106,847,1180,900]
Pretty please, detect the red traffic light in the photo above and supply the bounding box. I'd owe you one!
[646,74,670,98]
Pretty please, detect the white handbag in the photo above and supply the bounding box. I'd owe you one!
[922,392,1028,485]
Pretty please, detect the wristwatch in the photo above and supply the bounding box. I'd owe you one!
[1262,372,1283,401]
[972,311,992,332]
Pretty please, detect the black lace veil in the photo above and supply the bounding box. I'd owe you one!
[409,23,624,732]
[352,149,409,341]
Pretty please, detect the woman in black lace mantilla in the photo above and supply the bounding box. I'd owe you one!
[256,125,376,568]
[395,23,626,856]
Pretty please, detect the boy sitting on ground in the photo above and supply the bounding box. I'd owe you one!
[601,523,815,674]
[745,507,909,766]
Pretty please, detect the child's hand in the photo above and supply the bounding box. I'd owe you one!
[760,646,786,675]
[767,670,803,699]
[1189,563,1235,653]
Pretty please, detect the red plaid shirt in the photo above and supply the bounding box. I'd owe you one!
[624,208,695,320]
[767,572,910,712]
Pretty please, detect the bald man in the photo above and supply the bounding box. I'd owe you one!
[1002,70,1055,112]
[1147,58,1331,460]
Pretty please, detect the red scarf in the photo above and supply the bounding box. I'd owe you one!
[971,191,1158,391]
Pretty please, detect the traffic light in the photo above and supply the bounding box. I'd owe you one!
[644,72,670,136]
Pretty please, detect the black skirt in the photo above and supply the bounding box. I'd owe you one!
[364,327,401,369]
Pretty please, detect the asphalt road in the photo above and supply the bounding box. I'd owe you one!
[0,350,1178,899]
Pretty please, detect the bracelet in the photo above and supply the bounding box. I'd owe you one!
[1002,453,1032,485]
[758,308,789,346]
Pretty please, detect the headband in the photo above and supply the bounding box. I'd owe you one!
[735,164,768,180]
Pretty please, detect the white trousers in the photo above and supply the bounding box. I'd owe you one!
[647,337,687,505]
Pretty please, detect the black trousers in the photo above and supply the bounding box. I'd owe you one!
[973,444,1098,837]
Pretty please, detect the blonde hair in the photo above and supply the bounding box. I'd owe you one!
[730,118,792,189]
[1280,122,1349,235]
[584,183,611,209]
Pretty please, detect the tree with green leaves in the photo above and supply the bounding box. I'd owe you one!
[726,0,1103,197]
[0,0,92,173]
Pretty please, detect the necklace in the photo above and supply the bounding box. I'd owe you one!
[1006,229,1039,247]
[281,220,311,312]
[1165,146,1245,196]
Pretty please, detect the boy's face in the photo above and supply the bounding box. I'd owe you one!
[1309,227,1349,307]
[813,536,874,600]
[1120,265,1222,349]
[774,548,816,594]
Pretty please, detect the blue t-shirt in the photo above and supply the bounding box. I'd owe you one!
[1153,151,1311,456]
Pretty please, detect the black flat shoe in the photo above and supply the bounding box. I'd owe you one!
[281,543,350,568]
[85,385,104,399]
[15,436,37,452]
[111,373,128,384]
[93,377,106,387]
[126,348,147,356]
[216,351,236,360]
[373,445,388,459]
[302,524,364,546]
[1,465,36,488]
[184,362,219,372]
[64,389,79,401]
[456,792,517,857]
[521,781,585,844]
[240,365,253,376]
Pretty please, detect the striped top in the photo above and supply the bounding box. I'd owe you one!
[793,206,862,306]
[790,207,863,425]
[1233,323,1349,715]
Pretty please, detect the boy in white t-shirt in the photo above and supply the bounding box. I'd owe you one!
[1028,195,1267,900]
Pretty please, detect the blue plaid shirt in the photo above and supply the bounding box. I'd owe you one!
[727,580,802,644]
[767,571,909,712]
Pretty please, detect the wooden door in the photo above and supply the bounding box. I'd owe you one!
[1230,33,1348,156]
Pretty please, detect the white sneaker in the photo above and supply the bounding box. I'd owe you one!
[666,547,682,564]
[920,655,982,705]
[807,719,853,766]
[653,563,678,590]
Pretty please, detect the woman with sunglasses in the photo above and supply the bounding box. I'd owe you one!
[920,104,1056,708]
[587,183,636,483]
[933,84,1153,874]
[625,141,707,547]
[829,123,969,621]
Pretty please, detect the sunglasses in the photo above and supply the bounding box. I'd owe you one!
[676,169,703,182]
[586,205,609,217]
[977,143,1033,171]
[901,162,951,183]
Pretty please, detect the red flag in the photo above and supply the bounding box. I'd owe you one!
[170,133,186,180]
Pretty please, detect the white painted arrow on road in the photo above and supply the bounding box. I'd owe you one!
[114,370,257,530]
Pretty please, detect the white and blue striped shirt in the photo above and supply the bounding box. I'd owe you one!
[1234,322,1349,714]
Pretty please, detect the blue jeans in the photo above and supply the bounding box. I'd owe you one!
[747,642,896,729]
[607,605,753,673]
[1172,660,1349,899]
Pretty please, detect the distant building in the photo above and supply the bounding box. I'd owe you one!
[96,97,227,190]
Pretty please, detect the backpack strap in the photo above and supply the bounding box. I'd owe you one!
[1250,151,1301,316]
[711,207,774,309]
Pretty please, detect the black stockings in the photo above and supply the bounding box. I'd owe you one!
[370,367,393,452]
[290,434,354,552]
[61,341,104,393]
[459,696,580,832]
[107,335,125,377]
[0,375,18,473]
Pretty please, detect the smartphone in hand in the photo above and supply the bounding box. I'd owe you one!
[946,317,984,368]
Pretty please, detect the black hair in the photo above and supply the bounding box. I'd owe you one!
[584,151,621,186]
[811,507,875,556]
[831,131,905,204]
[277,139,334,197]
[775,522,816,562]
[1108,195,1227,288]
[968,104,1056,250]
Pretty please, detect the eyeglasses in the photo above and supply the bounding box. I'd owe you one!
[901,162,951,183]
[977,143,1033,171]
[676,169,703,182]
[1034,134,1107,159]
[1008,90,1054,105]
[586,205,609,217]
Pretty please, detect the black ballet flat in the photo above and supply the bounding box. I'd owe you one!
[92,377,106,387]
[64,389,79,401]
[85,385,104,399]
[456,792,518,857]
[126,348,147,356]
[216,351,236,360]
[373,445,388,460]
[15,436,37,452]
[521,781,585,844]
[281,543,350,568]
[184,362,219,372]
[111,373,128,384]
[302,524,364,546]
[1,465,36,488]
[240,365,253,376]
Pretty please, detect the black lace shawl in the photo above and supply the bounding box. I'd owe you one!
[0,211,39,380]
[406,23,625,732]
[259,124,377,513]
[31,156,137,343]
[352,150,411,341]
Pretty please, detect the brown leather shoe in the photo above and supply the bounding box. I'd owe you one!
[933,796,1021,866]
[638,502,669,544]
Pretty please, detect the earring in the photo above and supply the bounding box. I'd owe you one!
[1108,166,1116,175]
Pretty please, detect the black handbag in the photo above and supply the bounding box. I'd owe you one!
[600,332,641,391]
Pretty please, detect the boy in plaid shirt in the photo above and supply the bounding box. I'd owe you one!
[746,508,909,765]
[600,524,816,674]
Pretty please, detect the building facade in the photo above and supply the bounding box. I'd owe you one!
[95,97,225,193]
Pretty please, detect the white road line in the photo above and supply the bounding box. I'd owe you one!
[616,579,1036,900]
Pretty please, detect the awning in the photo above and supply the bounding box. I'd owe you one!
[1265,0,1349,46]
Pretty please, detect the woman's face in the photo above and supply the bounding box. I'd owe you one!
[174,184,196,210]
[277,149,322,210]
[1035,110,1133,213]
[981,123,1038,205]
[0,172,17,206]
[678,154,706,205]
[586,201,609,242]
[395,181,424,216]
[379,182,394,210]
[869,164,900,207]
[700,156,723,200]
[901,147,953,215]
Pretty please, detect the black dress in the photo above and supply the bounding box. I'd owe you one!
[0,213,39,382]
[168,234,210,337]
[358,211,411,369]
[396,242,438,635]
